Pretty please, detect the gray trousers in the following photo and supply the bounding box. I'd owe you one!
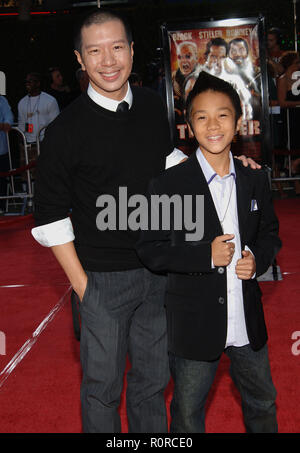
[79,268,170,433]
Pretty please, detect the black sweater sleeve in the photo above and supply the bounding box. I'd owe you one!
[34,119,74,226]
[135,177,213,274]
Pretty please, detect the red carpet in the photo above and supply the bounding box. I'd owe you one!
[0,199,299,433]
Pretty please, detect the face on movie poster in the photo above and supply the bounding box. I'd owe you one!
[165,20,266,160]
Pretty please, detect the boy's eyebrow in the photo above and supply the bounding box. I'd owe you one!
[192,107,233,114]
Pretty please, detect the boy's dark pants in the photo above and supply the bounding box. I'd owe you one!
[169,344,277,433]
[79,268,170,433]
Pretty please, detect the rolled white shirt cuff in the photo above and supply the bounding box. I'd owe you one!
[31,217,75,247]
[165,148,187,169]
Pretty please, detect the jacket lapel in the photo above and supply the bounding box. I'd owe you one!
[184,153,223,238]
[234,159,253,241]
[183,154,255,240]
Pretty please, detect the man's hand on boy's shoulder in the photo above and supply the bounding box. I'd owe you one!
[173,153,261,169]
[235,155,261,169]
[235,250,256,280]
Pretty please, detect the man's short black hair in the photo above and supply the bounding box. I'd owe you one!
[185,71,242,126]
[74,8,133,54]
[27,72,42,83]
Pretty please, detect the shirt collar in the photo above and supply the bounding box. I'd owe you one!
[196,148,236,184]
[87,82,133,112]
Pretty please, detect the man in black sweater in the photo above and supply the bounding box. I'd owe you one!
[32,9,173,433]
[32,9,259,433]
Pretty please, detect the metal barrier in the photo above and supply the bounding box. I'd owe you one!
[0,126,35,215]
[0,127,33,215]
[0,125,47,215]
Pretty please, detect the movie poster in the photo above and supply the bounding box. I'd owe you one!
[161,17,270,163]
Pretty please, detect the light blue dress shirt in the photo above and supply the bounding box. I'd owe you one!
[0,96,14,156]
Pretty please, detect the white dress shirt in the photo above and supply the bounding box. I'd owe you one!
[196,148,250,348]
[87,82,133,111]
[31,83,187,247]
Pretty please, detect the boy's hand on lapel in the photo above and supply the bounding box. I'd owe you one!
[211,234,235,267]
[235,250,256,280]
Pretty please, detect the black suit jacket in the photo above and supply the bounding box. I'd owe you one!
[136,153,281,361]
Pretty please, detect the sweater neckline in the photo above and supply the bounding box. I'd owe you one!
[82,92,135,119]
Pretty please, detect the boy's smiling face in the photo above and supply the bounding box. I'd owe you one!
[188,89,242,158]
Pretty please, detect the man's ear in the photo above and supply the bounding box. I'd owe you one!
[74,50,86,71]
[130,41,134,59]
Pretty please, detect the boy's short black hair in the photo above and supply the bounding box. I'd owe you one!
[185,71,243,126]
[74,8,133,54]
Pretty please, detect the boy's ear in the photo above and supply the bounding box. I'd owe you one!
[187,122,194,137]
[236,115,242,133]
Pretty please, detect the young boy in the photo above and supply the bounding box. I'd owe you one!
[136,71,281,433]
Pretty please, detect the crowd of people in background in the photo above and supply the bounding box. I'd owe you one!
[0,66,93,213]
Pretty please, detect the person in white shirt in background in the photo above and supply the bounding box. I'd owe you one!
[18,72,59,179]
[18,72,59,144]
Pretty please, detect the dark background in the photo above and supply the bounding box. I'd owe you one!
[0,0,299,117]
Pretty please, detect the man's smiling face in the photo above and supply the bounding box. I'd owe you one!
[75,19,134,101]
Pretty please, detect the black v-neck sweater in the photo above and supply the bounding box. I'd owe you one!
[34,86,172,271]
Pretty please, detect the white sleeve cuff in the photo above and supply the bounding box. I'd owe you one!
[165,148,187,169]
[31,217,75,247]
